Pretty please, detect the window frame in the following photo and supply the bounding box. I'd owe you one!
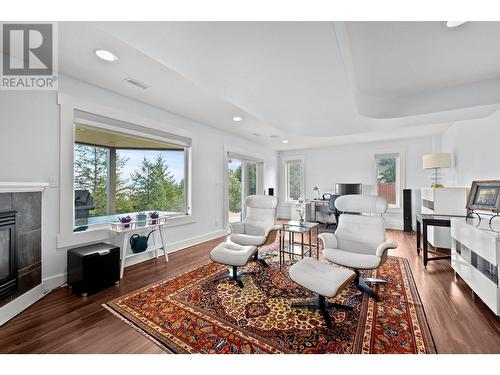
[283,155,305,204]
[373,149,405,210]
[58,94,195,248]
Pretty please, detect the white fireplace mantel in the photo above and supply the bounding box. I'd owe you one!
[0,182,49,193]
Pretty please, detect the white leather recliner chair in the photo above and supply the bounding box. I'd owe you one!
[318,195,398,301]
[229,195,279,267]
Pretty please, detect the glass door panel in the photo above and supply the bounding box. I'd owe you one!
[247,161,257,196]
[228,158,243,223]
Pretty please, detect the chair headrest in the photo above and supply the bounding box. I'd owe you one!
[335,195,388,214]
[245,195,278,209]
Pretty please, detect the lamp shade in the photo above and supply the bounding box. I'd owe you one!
[422,153,452,169]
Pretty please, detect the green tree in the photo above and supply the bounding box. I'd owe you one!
[74,144,108,216]
[74,144,131,217]
[288,162,301,200]
[228,165,242,213]
[130,155,184,212]
[377,158,396,183]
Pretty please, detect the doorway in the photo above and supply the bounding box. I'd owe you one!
[225,151,263,228]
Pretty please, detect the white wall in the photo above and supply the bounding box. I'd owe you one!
[0,75,277,291]
[441,110,500,187]
[277,136,435,229]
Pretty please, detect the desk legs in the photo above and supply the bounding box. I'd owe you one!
[301,233,304,259]
[423,223,428,267]
[416,220,421,255]
[417,220,430,267]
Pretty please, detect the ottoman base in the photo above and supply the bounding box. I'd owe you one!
[213,265,256,288]
[292,295,353,329]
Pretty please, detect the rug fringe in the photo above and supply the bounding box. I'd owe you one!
[102,303,174,354]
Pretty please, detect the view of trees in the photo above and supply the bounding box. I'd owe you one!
[288,162,301,200]
[228,161,257,219]
[376,157,396,183]
[228,164,242,214]
[376,157,396,204]
[74,144,185,219]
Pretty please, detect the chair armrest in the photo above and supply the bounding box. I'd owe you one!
[318,233,338,249]
[263,224,281,237]
[263,225,281,246]
[229,222,245,234]
[375,242,398,258]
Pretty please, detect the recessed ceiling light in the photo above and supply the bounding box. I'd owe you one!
[232,116,242,122]
[445,21,467,28]
[270,135,279,138]
[94,49,118,62]
[282,140,289,144]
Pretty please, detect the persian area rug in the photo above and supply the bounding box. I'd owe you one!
[105,248,436,354]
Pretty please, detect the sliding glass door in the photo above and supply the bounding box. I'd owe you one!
[226,153,263,225]
[228,158,243,223]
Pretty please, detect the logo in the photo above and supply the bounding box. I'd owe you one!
[1,22,58,90]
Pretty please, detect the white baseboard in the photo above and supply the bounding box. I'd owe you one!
[43,273,67,292]
[0,284,46,326]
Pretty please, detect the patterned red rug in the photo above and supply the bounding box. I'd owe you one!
[105,247,436,354]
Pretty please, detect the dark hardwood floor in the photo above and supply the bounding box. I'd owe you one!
[0,229,499,354]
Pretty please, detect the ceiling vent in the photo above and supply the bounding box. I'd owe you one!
[124,77,150,90]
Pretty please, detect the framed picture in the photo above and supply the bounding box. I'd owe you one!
[466,180,500,213]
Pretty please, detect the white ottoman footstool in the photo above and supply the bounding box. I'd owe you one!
[210,241,258,288]
[289,257,356,328]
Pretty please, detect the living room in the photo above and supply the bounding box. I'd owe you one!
[1,1,499,372]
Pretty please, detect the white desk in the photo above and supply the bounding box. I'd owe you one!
[451,218,500,316]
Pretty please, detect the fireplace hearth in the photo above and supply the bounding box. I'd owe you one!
[0,210,17,301]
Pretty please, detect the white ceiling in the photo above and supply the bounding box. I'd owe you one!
[345,21,500,96]
[58,21,500,150]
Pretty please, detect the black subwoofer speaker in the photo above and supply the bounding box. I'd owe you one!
[403,189,413,232]
[67,242,120,296]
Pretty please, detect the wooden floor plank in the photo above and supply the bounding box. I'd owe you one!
[0,230,498,354]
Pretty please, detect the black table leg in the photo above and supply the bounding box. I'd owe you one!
[423,223,428,267]
[316,227,319,259]
[308,229,312,258]
[416,220,421,255]
[301,232,304,259]
[279,229,282,269]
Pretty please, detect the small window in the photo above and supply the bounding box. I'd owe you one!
[285,159,303,203]
[375,153,400,207]
[73,122,190,227]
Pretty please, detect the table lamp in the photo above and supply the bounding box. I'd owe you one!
[422,153,452,188]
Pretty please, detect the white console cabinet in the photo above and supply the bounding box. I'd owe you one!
[421,187,468,248]
[451,218,500,316]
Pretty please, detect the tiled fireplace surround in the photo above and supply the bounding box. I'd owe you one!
[0,192,41,308]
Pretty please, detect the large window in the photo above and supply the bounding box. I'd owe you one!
[375,152,400,207]
[73,122,190,227]
[285,158,304,203]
